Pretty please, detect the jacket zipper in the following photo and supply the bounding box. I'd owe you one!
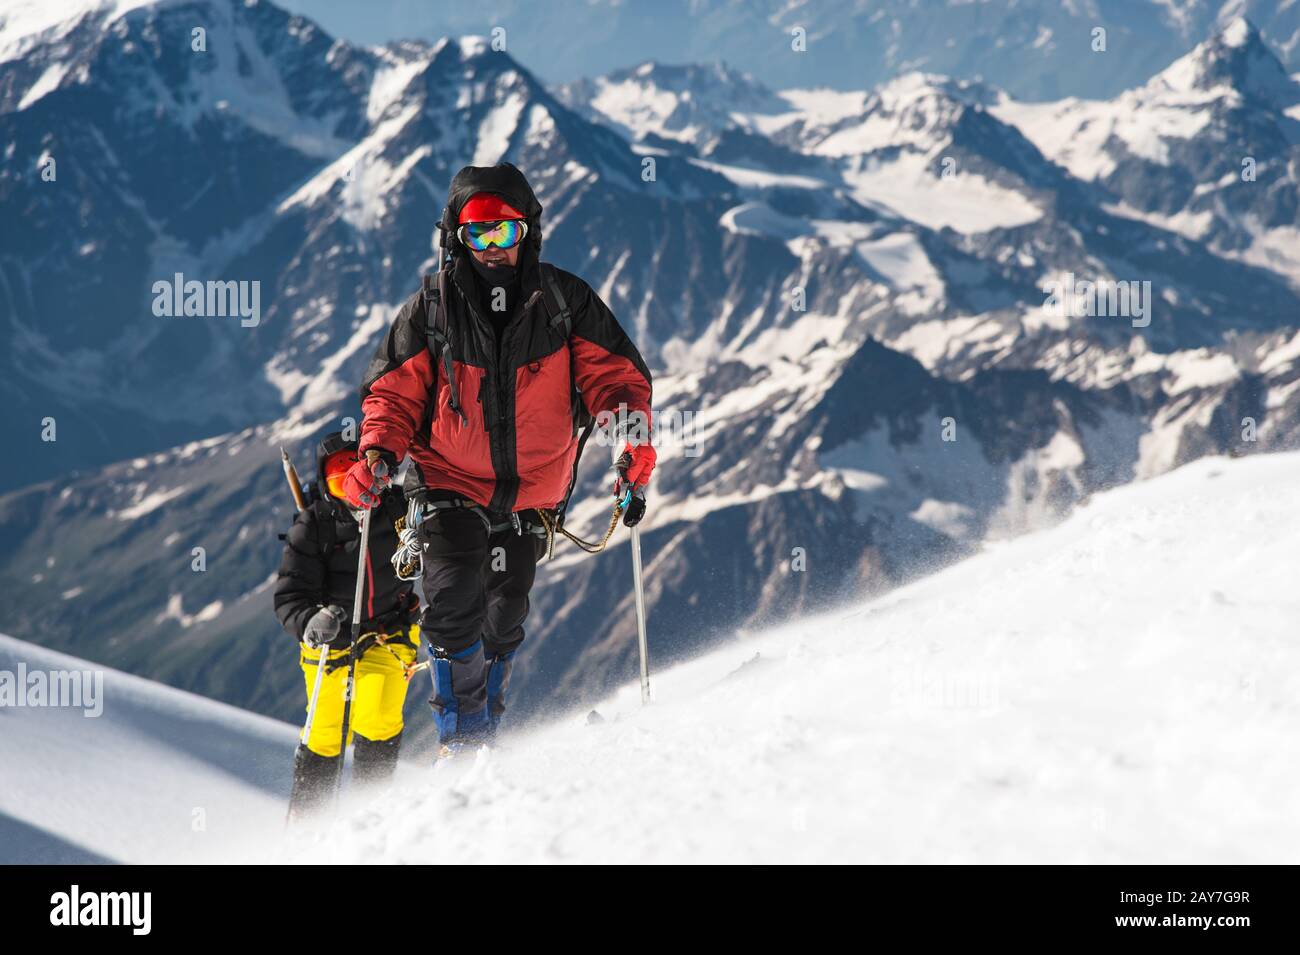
[457,278,529,515]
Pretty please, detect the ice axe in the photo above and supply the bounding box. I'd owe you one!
[280,446,307,512]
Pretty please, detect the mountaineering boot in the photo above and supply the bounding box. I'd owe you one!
[485,649,516,737]
[429,640,491,752]
[352,732,402,786]
[287,744,341,820]
[434,651,516,762]
[436,741,470,762]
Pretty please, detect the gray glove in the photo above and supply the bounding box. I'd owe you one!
[303,604,348,649]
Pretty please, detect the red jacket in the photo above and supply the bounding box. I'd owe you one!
[359,253,652,516]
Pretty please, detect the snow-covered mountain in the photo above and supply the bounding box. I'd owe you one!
[993,18,1300,286]
[1,1,1298,728]
[8,451,1295,863]
[286,0,1300,102]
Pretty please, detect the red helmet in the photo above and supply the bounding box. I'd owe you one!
[458,192,525,225]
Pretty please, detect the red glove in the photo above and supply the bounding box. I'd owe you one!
[616,442,656,490]
[615,443,654,528]
[343,453,391,509]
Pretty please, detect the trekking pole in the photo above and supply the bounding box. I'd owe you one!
[293,445,322,750]
[622,485,651,704]
[336,503,374,802]
[286,634,334,827]
[630,524,650,704]
[300,643,330,749]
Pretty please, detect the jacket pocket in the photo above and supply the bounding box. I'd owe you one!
[513,348,574,477]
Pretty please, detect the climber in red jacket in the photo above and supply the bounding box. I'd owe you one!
[345,162,655,754]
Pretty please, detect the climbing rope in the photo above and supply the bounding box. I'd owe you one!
[364,629,420,677]
[391,514,422,581]
[537,497,625,560]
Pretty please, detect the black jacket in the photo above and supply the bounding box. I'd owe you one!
[273,486,416,648]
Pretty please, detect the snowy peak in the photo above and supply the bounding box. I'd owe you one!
[0,0,144,63]
[558,59,785,146]
[988,16,1300,289]
[1,0,377,139]
[617,60,784,112]
[1149,16,1298,108]
[801,72,1006,157]
[867,72,998,121]
[618,60,780,105]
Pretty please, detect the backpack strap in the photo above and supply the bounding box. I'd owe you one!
[540,263,573,341]
[312,500,337,556]
[555,423,594,527]
[538,263,595,526]
[423,271,467,426]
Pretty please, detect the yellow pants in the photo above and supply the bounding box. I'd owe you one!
[300,626,418,758]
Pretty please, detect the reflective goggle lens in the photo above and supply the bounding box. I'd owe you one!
[325,472,349,499]
[459,219,526,251]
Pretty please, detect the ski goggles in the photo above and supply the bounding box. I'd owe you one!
[323,448,359,500]
[458,218,527,252]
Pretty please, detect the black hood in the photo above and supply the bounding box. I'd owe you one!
[439,162,543,257]
[314,430,357,502]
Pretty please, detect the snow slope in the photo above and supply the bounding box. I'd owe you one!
[263,451,1297,864]
[4,451,1296,863]
[0,634,297,863]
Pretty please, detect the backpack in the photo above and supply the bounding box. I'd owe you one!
[421,263,595,522]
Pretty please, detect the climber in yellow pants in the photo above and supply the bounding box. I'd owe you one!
[300,627,419,757]
[274,431,422,818]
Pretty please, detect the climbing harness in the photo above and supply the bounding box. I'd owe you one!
[302,628,420,680]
